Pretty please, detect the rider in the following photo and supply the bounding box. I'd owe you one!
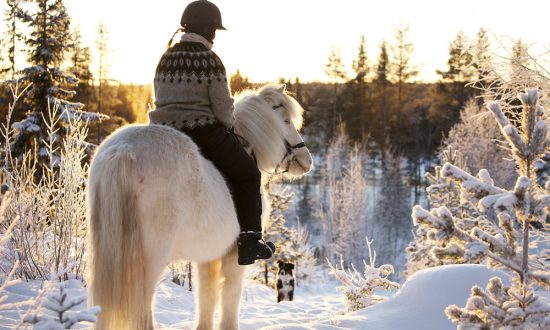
[148,0,275,265]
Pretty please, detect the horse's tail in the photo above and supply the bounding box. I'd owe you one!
[88,143,153,330]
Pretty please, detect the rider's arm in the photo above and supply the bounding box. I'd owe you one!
[208,52,235,129]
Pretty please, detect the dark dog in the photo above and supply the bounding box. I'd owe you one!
[276,261,295,302]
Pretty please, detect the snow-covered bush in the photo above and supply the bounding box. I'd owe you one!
[1,85,90,280]
[22,278,100,329]
[288,223,322,285]
[0,192,33,313]
[327,237,399,312]
[411,89,550,328]
[318,124,368,267]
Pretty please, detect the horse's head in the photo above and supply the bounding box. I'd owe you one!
[233,84,313,178]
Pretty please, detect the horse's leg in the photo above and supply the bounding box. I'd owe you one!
[219,246,245,330]
[195,260,222,330]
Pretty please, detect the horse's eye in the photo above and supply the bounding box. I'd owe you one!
[284,119,291,124]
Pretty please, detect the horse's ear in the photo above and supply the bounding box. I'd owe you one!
[277,84,286,93]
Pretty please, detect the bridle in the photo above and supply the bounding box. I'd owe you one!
[233,103,307,175]
[271,138,307,174]
[271,103,307,174]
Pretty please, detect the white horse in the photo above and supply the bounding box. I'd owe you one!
[87,84,313,330]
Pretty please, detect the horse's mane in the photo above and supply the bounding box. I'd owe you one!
[233,85,304,172]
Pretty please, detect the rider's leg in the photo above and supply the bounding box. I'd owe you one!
[181,122,275,265]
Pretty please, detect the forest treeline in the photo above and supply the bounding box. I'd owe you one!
[0,0,531,161]
[230,27,525,163]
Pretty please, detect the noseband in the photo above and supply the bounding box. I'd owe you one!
[271,140,306,174]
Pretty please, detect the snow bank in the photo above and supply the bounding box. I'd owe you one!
[325,264,509,330]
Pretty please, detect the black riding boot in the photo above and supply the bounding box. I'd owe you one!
[237,232,275,265]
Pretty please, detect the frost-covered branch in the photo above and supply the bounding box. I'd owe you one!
[327,237,400,312]
[2,87,91,280]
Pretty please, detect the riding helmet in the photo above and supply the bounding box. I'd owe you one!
[180,0,226,30]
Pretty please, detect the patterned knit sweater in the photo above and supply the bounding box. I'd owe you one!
[148,33,235,129]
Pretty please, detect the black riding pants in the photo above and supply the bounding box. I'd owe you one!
[181,122,262,232]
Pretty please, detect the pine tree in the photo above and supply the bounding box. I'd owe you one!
[68,27,95,110]
[510,39,530,83]
[471,28,492,85]
[437,31,474,83]
[1,0,22,80]
[375,41,390,85]
[325,46,347,133]
[325,46,347,82]
[405,148,482,277]
[94,20,110,142]
[410,89,550,328]
[13,0,104,163]
[256,185,304,286]
[352,34,369,81]
[431,31,477,147]
[23,279,100,328]
[389,25,417,129]
[348,34,370,140]
[229,69,253,94]
[373,41,391,149]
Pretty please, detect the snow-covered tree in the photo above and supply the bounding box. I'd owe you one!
[12,0,104,163]
[318,125,368,267]
[264,186,304,263]
[253,184,309,286]
[468,35,549,116]
[68,27,94,109]
[441,99,517,188]
[405,148,477,277]
[371,149,411,278]
[411,89,550,328]
[290,224,320,285]
[327,237,400,312]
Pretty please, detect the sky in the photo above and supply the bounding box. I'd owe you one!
[2,0,550,84]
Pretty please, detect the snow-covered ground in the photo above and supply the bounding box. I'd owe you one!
[0,264,524,329]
